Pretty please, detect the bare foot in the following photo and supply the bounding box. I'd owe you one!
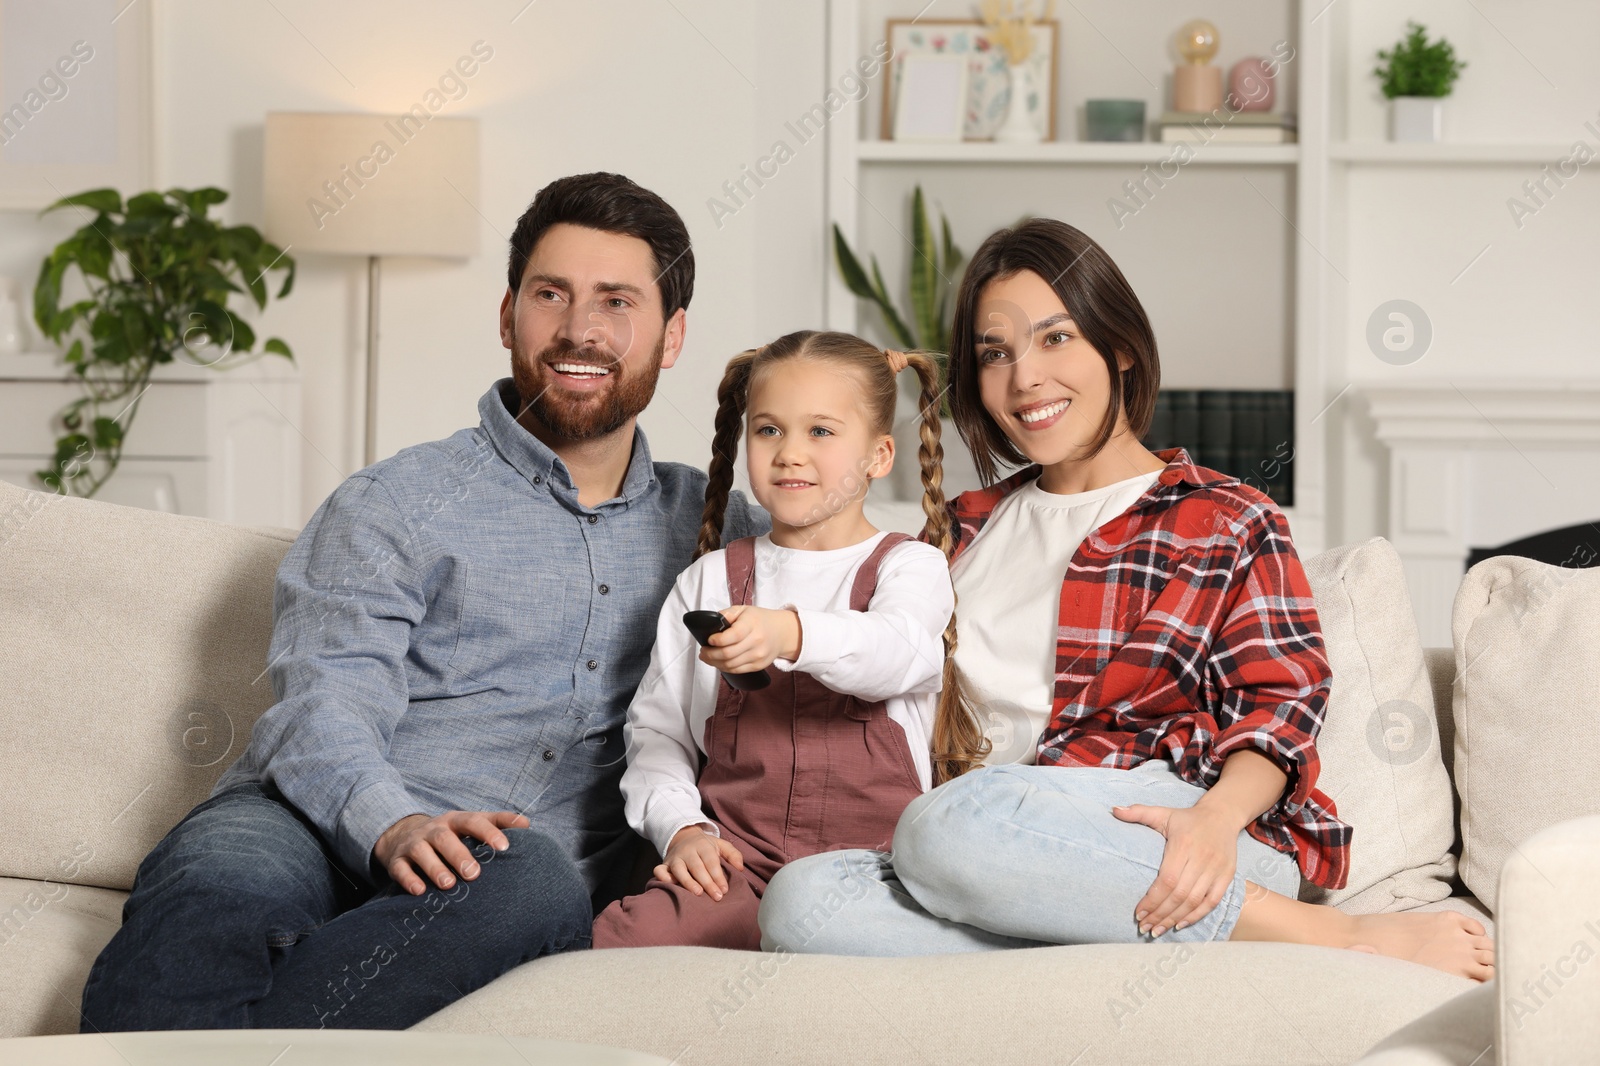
[1346,912,1494,981]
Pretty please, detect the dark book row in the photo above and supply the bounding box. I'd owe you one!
[1140,390,1294,507]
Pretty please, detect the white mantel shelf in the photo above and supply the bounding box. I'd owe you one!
[1358,380,1600,646]
[1362,381,1600,443]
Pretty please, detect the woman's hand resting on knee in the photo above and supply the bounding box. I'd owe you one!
[1112,802,1241,937]
[656,825,745,901]
[1115,749,1293,937]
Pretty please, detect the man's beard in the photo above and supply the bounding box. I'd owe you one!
[509,333,664,442]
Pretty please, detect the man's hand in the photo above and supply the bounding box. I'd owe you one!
[654,824,744,900]
[374,810,530,896]
[698,604,800,674]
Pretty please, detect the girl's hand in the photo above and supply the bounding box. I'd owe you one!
[655,825,745,900]
[698,604,800,674]
[1112,802,1240,937]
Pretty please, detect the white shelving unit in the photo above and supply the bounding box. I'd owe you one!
[823,0,1594,559]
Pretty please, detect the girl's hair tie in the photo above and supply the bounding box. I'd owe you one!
[883,348,910,374]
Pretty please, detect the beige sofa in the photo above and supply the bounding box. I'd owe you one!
[1,477,1596,1065]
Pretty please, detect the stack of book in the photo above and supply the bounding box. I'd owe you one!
[1156,110,1296,145]
[1142,390,1294,506]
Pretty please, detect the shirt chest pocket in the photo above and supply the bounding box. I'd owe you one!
[1104,541,1189,637]
[446,557,571,684]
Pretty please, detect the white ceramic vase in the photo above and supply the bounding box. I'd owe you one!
[1390,96,1443,142]
[994,61,1041,144]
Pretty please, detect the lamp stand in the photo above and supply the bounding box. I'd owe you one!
[364,255,381,467]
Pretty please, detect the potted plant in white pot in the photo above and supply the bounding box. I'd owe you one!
[1375,21,1466,142]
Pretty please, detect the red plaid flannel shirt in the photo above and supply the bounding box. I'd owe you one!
[931,447,1351,889]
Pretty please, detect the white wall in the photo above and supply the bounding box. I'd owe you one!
[0,0,830,524]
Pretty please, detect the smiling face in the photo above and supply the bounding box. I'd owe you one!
[973,269,1134,473]
[499,222,684,443]
[745,358,893,540]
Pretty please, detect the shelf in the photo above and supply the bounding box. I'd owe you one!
[855,140,1301,166]
[1329,142,1568,164]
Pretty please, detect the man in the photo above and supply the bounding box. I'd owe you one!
[80,172,769,1031]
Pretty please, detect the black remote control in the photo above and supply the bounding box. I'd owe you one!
[683,610,772,691]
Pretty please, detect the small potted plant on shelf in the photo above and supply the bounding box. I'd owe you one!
[1374,20,1466,142]
[32,186,295,497]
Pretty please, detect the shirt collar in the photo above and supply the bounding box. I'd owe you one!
[953,446,1233,525]
[478,377,658,503]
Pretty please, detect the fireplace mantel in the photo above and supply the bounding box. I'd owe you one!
[1360,380,1600,646]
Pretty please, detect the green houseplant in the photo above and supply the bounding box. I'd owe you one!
[832,185,963,416]
[1374,21,1466,142]
[32,186,295,497]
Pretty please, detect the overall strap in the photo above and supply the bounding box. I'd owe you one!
[848,532,913,612]
[723,536,759,606]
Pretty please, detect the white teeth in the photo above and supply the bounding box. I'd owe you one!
[1019,399,1069,423]
[553,363,608,376]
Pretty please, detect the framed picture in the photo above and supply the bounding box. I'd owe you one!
[883,18,1059,142]
[892,54,969,143]
[0,0,152,210]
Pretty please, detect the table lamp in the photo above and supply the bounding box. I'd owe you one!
[1173,19,1223,113]
[264,112,479,466]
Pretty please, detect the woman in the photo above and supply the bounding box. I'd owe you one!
[756,218,1492,980]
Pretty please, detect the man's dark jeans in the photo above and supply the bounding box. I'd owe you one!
[79,780,593,1031]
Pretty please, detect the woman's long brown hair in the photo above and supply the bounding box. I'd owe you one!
[695,330,990,783]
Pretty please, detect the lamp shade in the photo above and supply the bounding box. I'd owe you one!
[263,112,479,258]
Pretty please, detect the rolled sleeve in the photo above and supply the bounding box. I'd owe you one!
[1203,510,1333,822]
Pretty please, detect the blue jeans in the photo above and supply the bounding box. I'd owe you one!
[79,780,594,1031]
[757,762,1302,955]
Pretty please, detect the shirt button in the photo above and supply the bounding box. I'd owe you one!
[542,749,555,761]
[587,514,598,524]
[598,583,610,595]
[586,659,598,671]
[533,475,543,484]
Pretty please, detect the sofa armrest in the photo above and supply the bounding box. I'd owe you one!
[1497,813,1600,1066]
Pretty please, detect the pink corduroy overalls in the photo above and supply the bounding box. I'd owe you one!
[592,532,926,950]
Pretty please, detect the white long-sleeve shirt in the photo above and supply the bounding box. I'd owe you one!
[620,531,954,857]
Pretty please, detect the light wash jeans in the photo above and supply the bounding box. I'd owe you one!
[757,761,1302,955]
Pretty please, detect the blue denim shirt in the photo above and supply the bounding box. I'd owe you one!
[213,378,770,893]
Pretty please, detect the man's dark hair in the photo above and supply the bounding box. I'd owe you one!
[506,172,694,320]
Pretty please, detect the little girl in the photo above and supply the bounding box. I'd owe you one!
[590,330,988,950]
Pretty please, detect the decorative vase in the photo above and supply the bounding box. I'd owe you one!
[994,62,1041,144]
[1227,57,1275,112]
[1390,97,1443,142]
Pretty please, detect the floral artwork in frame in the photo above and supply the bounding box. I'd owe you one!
[882,19,1059,141]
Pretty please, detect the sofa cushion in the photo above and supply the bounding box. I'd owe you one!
[1352,983,1494,1065]
[1298,537,1458,912]
[0,482,293,891]
[0,877,125,1037]
[415,942,1473,1066]
[1451,555,1600,910]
